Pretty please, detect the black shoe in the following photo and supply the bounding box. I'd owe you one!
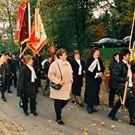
[109,104,114,108]
[130,122,135,126]
[7,90,12,93]
[129,119,135,126]
[87,107,93,114]
[56,120,65,125]
[43,91,45,96]
[31,111,38,116]
[79,103,84,107]
[24,112,29,116]
[76,101,84,107]
[2,97,6,102]
[92,108,98,112]
[108,114,119,121]
[72,99,76,103]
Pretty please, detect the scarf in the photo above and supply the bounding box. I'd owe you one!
[88,58,101,72]
[26,64,37,82]
[122,60,133,87]
[75,59,82,75]
[127,64,133,87]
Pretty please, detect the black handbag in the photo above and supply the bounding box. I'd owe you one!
[50,62,63,90]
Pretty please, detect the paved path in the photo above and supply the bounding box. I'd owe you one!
[0,85,135,135]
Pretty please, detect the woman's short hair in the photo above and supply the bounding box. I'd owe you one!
[113,52,119,58]
[91,47,100,56]
[73,50,80,55]
[23,55,33,64]
[119,49,130,60]
[56,49,66,59]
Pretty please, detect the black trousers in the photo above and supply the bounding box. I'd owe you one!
[44,77,50,92]
[95,89,100,105]
[11,73,17,88]
[54,99,69,120]
[86,89,100,109]
[109,97,135,118]
[21,97,36,113]
[5,75,12,91]
[72,75,82,96]
[109,88,117,106]
[0,85,5,98]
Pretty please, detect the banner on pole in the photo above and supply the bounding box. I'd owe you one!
[14,2,28,43]
[28,8,48,54]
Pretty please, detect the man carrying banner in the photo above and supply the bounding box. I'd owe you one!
[108,49,135,126]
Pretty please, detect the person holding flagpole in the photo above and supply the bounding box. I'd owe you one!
[17,55,38,116]
[108,49,135,126]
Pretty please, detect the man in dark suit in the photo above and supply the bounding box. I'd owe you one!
[33,54,42,90]
[108,49,135,126]
[108,53,120,108]
[43,54,53,96]
[10,54,17,88]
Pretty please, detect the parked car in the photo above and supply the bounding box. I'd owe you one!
[91,36,130,48]
[120,36,130,47]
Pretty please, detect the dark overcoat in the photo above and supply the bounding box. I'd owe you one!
[109,59,119,89]
[70,58,85,96]
[84,57,105,105]
[112,61,128,96]
[85,57,105,90]
[17,65,36,98]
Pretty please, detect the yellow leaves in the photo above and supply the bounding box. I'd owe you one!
[93,23,108,40]
[48,119,53,124]
[72,132,79,135]
[31,125,38,129]
[110,125,116,128]
[100,122,105,125]
[80,127,88,135]
[92,123,97,126]
[80,127,88,132]
[58,133,64,135]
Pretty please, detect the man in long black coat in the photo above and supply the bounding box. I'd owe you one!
[108,53,120,107]
[108,49,135,126]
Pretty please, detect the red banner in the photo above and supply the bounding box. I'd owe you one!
[27,8,48,54]
[14,2,28,43]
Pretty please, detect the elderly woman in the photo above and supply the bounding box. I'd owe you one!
[17,55,38,116]
[84,47,105,114]
[48,49,73,125]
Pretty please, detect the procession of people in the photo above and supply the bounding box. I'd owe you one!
[0,47,135,126]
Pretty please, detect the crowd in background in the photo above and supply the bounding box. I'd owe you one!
[0,48,135,126]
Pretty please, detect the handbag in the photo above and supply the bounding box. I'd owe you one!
[50,62,63,90]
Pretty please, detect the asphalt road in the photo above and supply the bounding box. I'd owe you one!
[0,84,135,135]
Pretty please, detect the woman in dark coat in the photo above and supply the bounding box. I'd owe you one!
[0,55,7,102]
[84,47,105,114]
[17,55,38,116]
[70,50,85,106]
